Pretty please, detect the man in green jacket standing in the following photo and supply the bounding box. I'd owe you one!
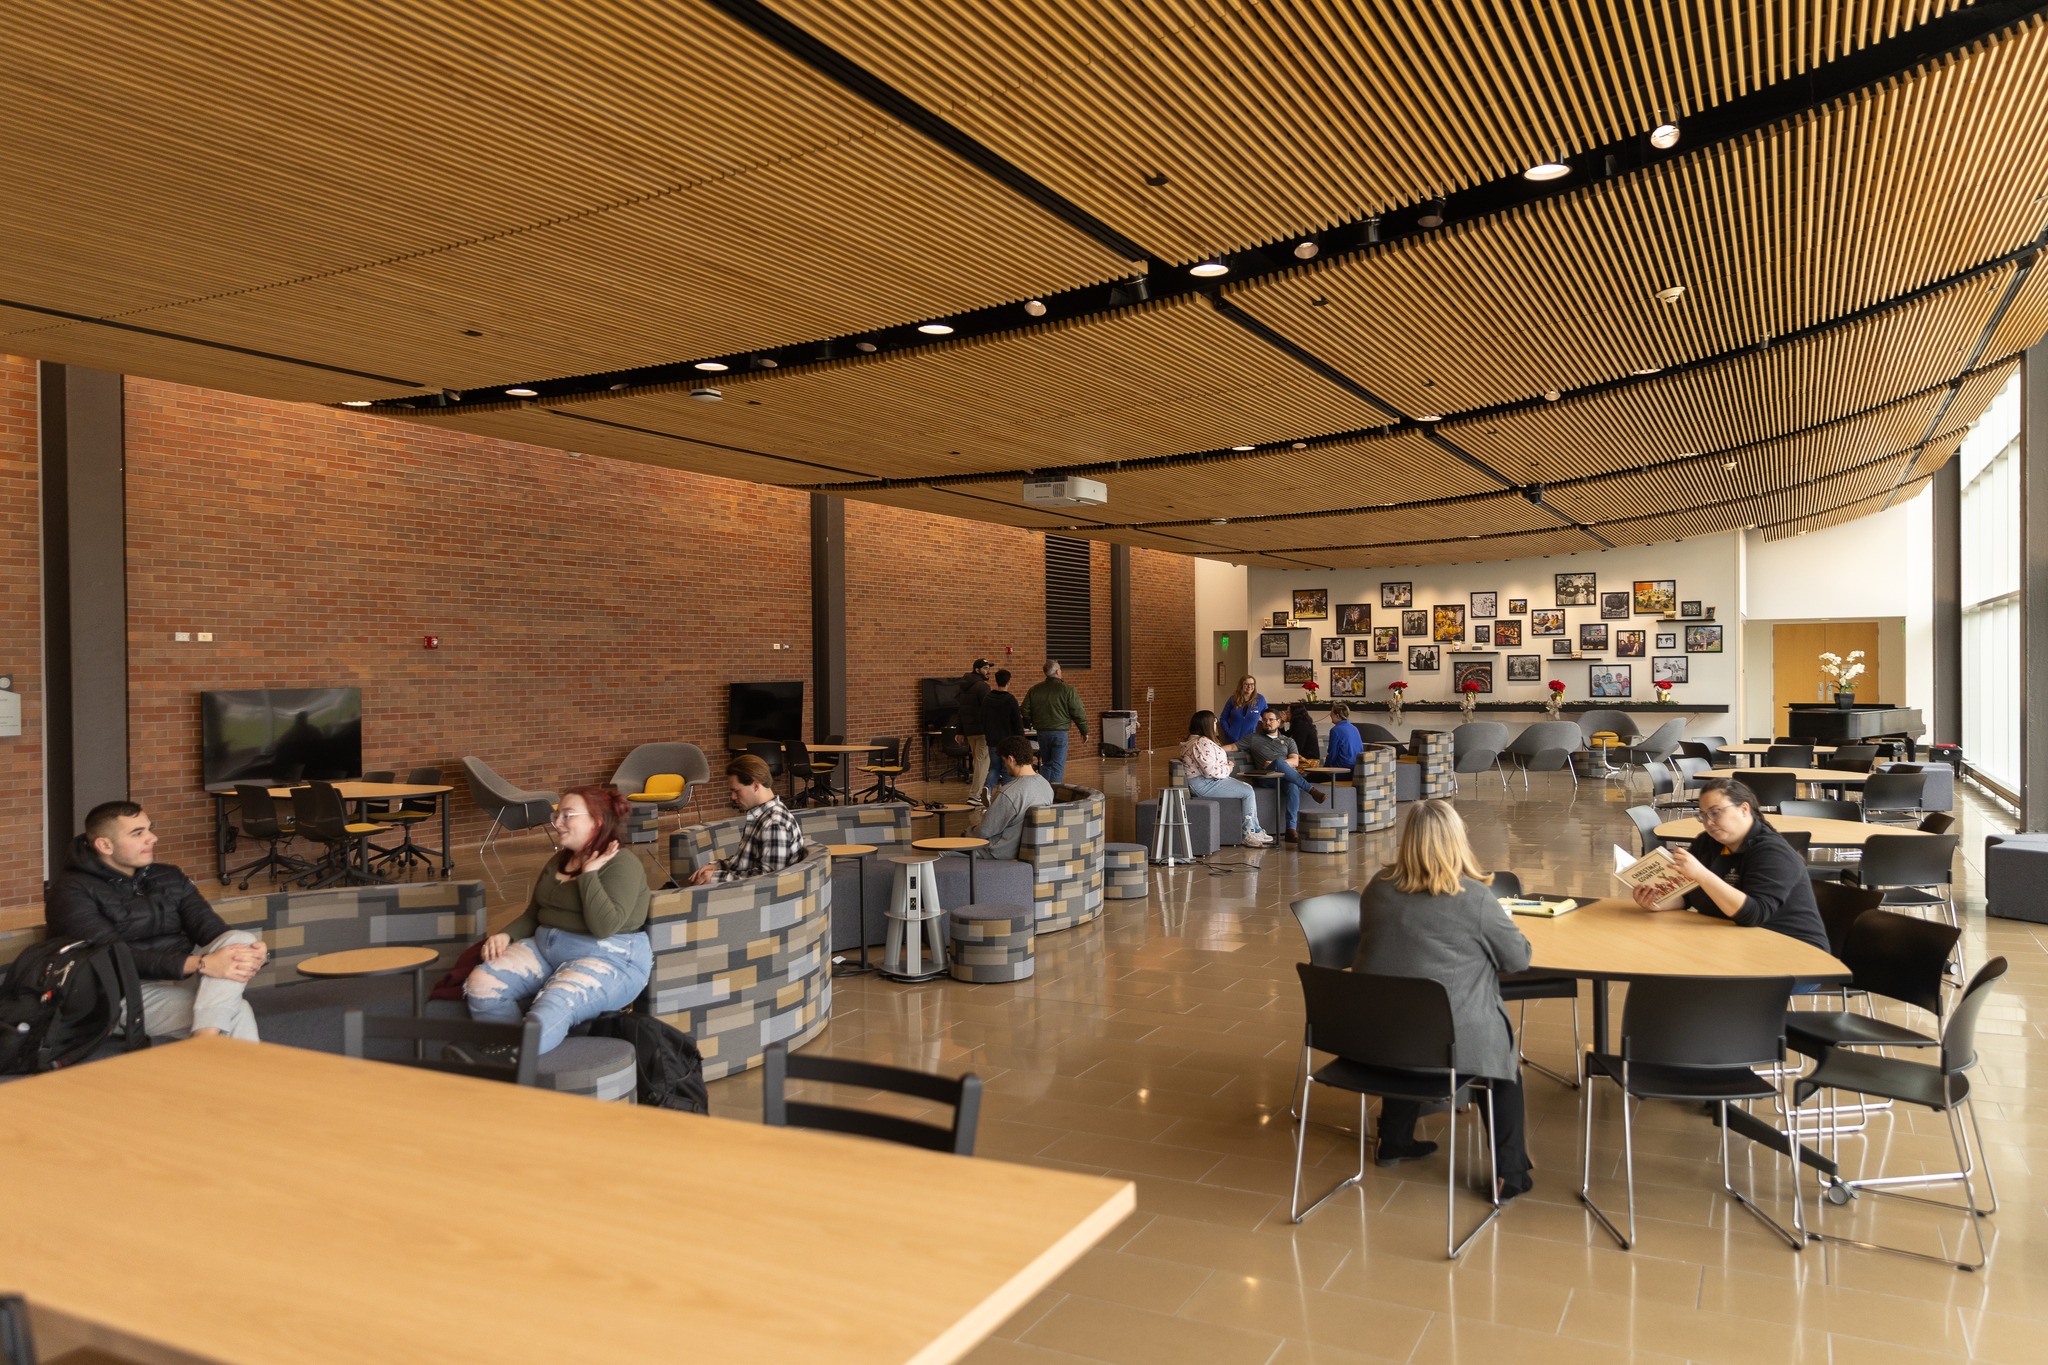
[1022,659,1087,783]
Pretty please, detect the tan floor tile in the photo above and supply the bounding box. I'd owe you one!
[1405,1313,1688,1365]
[1177,1271,1433,1357]
[1558,1287,1830,1363]
[1321,1250,1572,1333]
[1019,1295,1283,1365]
[963,1335,1093,1364]
[1121,1213,1354,1284]
[1048,1247,1212,1315]
[1038,1132,1225,1183]
[1124,1171,1282,1230]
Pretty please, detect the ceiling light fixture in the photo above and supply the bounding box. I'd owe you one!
[505,387,538,397]
[1231,445,1255,452]
[1293,239,1319,259]
[917,323,954,335]
[1292,442,1307,450]
[693,362,728,372]
[340,400,373,407]
[1523,161,1571,182]
[1417,197,1447,228]
[1364,216,1383,244]
[1189,259,1229,278]
[1650,121,1681,150]
[1543,390,1561,402]
[1210,517,1228,525]
[1656,285,1686,304]
[609,383,629,391]
[854,341,877,353]
[1723,460,1739,470]
[1144,172,1169,187]
[1416,414,1443,422]
[1024,299,1047,317]
[1632,366,1662,376]
[755,356,778,368]
[688,388,723,403]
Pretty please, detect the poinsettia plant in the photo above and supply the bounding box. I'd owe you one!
[1544,676,1567,718]
[1460,679,1484,693]
[1388,680,1408,691]
[1300,678,1319,697]
[1652,678,1674,702]
[1547,679,1567,694]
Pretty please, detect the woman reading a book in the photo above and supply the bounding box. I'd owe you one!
[1354,800,1535,1200]
[1632,777,1829,954]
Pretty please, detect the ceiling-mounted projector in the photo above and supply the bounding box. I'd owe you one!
[1022,475,1107,507]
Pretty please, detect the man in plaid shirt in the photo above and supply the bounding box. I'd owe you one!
[685,753,808,885]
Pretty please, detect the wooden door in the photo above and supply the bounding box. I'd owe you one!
[1772,622,1883,737]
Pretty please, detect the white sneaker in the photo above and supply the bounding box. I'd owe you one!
[1244,831,1275,847]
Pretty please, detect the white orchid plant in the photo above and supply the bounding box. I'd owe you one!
[1818,649,1866,694]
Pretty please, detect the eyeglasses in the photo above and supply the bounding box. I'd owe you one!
[1697,802,1739,822]
[551,808,589,824]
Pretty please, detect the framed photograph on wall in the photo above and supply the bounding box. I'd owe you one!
[1432,604,1466,642]
[1270,610,1291,627]
[1337,602,1371,633]
[1507,597,1528,615]
[1470,590,1498,619]
[1600,591,1631,620]
[1329,666,1367,698]
[1551,638,1576,655]
[1589,664,1632,698]
[1382,581,1413,608]
[1656,632,1678,650]
[1408,644,1441,671]
[1531,608,1565,635]
[1320,637,1346,663]
[1372,626,1399,653]
[1293,589,1328,621]
[1473,624,1491,646]
[1555,571,1598,606]
[1685,624,1724,653]
[1283,658,1315,685]
[1493,619,1523,647]
[1452,660,1493,694]
[1616,629,1646,658]
[1579,622,1609,651]
[1652,656,1690,685]
[1681,600,1704,618]
[1259,630,1292,657]
[1402,610,1428,636]
[1352,637,1376,659]
[1507,655,1541,681]
[1634,579,1678,615]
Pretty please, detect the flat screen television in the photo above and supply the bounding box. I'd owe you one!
[201,688,363,787]
[727,681,804,747]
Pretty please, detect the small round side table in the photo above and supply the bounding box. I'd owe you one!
[912,835,989,903]
[297,945,440,1058]
[911,803,977,838]
[825,843,879,975]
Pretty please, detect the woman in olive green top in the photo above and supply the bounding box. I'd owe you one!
[464,785,651,1053]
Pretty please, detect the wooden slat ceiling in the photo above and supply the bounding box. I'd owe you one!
[6,1,2046,555]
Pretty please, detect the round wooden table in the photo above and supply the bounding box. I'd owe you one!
[825,843,879,975]
[298,946,441,1054]
[1716,743,1837,765]
[1743,765,1869,786]
[914,836,989,902]
[796,743,885,803]
[1653,813,1927,848]
[911,803,977,837]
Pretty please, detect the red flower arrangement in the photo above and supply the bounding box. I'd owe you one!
[1301,678,1320,695]
[1460,679,1484,693]
[1387,680,1409,691]
[1547,679,1567,694]
[1652,679,1674,693]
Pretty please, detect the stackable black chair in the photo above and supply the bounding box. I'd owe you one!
[1861,771,1928,825]
[1291,965,1505,1258]
[1286,891,1363,1119]
[1825,744,1882,773]
[1763,743,1815,768]
[343,1010,539,1085]
[1855,832,1963,977]
[1917,812,1956,835]
[226,782,306,889]
[762,1042,981,1155]
[1744,770,1799,811]
[1491,870,1580,1089]
[1796,958,2007,1271]
[1781,798,1861,822]
[1626,805,1665,854]
[1579,976,1804,1252]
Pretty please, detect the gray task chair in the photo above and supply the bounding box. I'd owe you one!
[1451,722,1511,793]
[1505,721,1581,788]
[461,756,558,852]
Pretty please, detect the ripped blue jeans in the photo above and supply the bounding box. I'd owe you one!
[463,925,652,1053]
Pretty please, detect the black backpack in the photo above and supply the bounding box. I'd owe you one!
[584,1011,708,1113]
[0,938,148,1074]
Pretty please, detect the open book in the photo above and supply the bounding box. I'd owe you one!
[1500,896,1578,918]
[1613,845,1696,910]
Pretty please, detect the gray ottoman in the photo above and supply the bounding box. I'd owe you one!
[534,1036,640,1102]
[1135,797,1222,855]
[1299,811,1350,855]
[1984,834,2048,923]
[949,903,1035,983]
[1104,842,1148,899]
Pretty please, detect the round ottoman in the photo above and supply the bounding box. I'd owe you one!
[948,903,1035,983]
[1299,811,1350,855]
[533,1035,639,1103]
[1104,842,1148,899]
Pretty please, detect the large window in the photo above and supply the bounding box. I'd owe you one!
[1959,372,2023,797]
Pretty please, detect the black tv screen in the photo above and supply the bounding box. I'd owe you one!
[201,688,363,787]
[727,681,804,747]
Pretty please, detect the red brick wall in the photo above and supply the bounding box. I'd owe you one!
[0,357,44,909]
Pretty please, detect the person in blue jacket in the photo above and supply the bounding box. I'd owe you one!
[1324,702,1364,772]
[1219,675,1265,745]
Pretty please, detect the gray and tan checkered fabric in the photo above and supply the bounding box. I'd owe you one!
[209,881,488,989]
[667,818,743,877]
[796,803,912,850]
[1299,812,1350,855]
[1103,842,1149,899]
[948,904,1035,983]
[641,842,833,1081]
[1419,732,1457,800]
[1356,746,1398,832]
[1022,786,1106,934]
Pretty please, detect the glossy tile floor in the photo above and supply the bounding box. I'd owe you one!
[466,756,2048,1365]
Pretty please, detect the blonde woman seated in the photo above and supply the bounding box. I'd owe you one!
[1353,799,1534,1200]
[1181,710,1274,847]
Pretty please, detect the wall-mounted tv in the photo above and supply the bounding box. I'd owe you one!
[201,688,363,787]
[727,681,804,748]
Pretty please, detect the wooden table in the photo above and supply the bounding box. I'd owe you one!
[912,803,977,837]
[1743,765,1869,787]
[1717,743,1836,765]
[1654,813,1928,848]
[915,836,990,902]
[800,742,885,803]
[297,945,439,1013]
[0,1041,1133,1365]
[207,782,454,884]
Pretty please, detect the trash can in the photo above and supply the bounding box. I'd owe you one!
[1101,710,1139,758]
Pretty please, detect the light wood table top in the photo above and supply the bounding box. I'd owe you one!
[0,1041,1133,1365]
[825,843,879,857]
[913,804,978,816]
[1519,897,1848,982]
[806,743,886,754]
[294,946,438,978]
[1744,766,1869,785]
[1654,813,1929,847]
[267,781,451,800]
[1718,743,1836,757]
[915,837,989,852]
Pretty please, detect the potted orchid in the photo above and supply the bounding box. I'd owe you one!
[1458,677,1483,720]
[1652,678,1674,704]
[1818,650,1865,707]
[1544,678,1567,719]
[1386,678,1408,724]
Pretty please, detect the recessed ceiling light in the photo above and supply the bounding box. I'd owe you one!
[1210,517,1228,525]
[1744,523,1758,530]
[609,383,629,391]
[1292,442,1307,450]
[461,329,484,337]
[693,362,728,372]
[1650,122,1681,150]
[1523,161,1571,182]
[1024,299,1048,317]
[1417,198,1447,228]
[688,388,723,403]
[1632,366,1662,376]
[505,387,538,397]
[1723,460,1739,470]
[1189,259,1229,278]
[1231,445,1255,451]
[1293,239,1319,259]
[854,341,877,353]
[340,400,373,407]
[1416,414,1443,422]
[1656,285,1686,304]
[917,323,954,335]
[1543,390,1561,402]
[756,357,779,368]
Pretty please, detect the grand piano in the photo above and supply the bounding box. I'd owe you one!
[1786,703,1925,757]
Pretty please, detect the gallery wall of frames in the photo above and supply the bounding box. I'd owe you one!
[1245,536,1740,712]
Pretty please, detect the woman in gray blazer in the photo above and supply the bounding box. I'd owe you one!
[1353,799,1535,1199]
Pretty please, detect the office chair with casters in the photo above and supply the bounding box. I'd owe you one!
[1286,891,1363,1119]
[761,1042,981,1154]
[291,782,388,888]
[1797,958,2007,1271]
[369,765,445,876]
[785,741,835,808]
[1489,870,1580,1089]
[343,1010,540,1085]
[857,737,908,802]
[1626,805,1665,854]
[226,782,306,889]
[1578,975,1805,1253]
[1291,965,1505,1258]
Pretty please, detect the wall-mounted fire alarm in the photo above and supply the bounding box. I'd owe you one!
[422,635,440,650]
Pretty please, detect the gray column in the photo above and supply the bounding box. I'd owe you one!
[1930,459,1961,748]
[1110,543,1131,710]
[809,493,846,743]
[38,364,128,874]
[2023,340,2048,831]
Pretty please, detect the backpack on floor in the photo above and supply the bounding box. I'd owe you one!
[584,1011,709,1113]
[0,939,148,1074]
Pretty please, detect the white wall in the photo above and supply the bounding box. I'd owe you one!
[1191,556,1248,720]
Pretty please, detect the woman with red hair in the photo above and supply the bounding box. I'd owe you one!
[464,784,651,1053]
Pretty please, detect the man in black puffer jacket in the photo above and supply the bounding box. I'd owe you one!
[46,801,268,1041]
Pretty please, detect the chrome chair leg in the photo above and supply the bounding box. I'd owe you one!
[1290,1075,1366,1223]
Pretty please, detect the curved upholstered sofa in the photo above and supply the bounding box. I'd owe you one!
[1021,785,1106,932]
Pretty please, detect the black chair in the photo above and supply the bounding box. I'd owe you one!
[1643,764,1687,814]
[1917,812,1956,835]
[226,782,306,889]
[1854,832,1962,977]
[857,736,908,802]
[1787,906,1957,1065]
[342,1010,539,1085]
[1286,891,1363,1118]
[369,765,445,876]
[1796,958,2007,1271]
[785,740,836,808]
[0,1294,31,1365]
[1290,965,1504,1258]
[1861,771,1927,825]
[291,781,388,887]
[1490,870,1580,1089]
[1680,738,1737,770]
[1356,723,1399,745]
[1625,805,1665,854]
[743,741,786,785]
[936,727,973,783]
[761,1041,981,1154]
[1825,744,1881,773]
[1578,975,1804,1252]
[1781,798,1861,821]
[1744,771,1798,811]
[1763,744,1815,768]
